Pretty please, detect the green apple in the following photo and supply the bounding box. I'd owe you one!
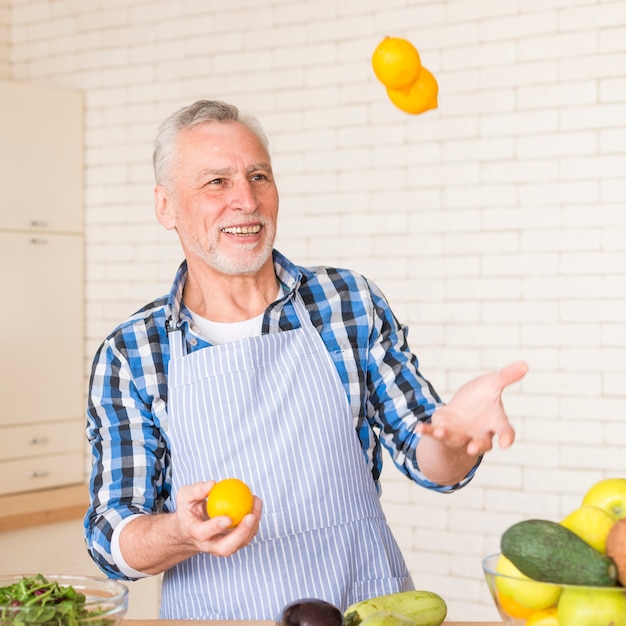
[558,587,626,626]
[582,478,626,520]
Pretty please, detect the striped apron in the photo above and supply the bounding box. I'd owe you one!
[160,295,412,620]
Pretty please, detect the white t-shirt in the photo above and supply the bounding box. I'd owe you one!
[189,309,264,344]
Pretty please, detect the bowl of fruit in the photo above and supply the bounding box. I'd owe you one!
[0,573,128,625]
[483,478,626,626]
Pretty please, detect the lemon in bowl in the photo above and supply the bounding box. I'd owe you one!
[482,553,626,626]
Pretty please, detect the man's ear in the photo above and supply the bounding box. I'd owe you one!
[154,184,176,230]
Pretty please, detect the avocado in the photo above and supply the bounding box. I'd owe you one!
[501,518,618,586]
[277,598,344,626]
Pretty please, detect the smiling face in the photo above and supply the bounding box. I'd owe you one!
[154,120,279,278]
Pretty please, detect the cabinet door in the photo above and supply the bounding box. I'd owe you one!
[0,452,84,495]
[0,80,83,232]
[0,231,83,426]
[0,419,83,461]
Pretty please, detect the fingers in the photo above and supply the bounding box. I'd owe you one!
[467,422,515,455]
[497,422,515,449]
[418,415,515,454]
[174,482,263,558]
[179,480,215,504]
[202,496,263,557]
[497,361,529,388]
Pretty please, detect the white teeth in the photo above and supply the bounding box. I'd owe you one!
[222,224,261,235]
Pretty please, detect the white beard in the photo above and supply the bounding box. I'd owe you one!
[196,220,276,276]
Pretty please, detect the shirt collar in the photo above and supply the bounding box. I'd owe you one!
[166,250,303,327]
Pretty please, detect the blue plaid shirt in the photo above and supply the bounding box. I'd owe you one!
[84,250,478,578]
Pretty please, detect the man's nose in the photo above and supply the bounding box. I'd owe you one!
[230,180,259,212]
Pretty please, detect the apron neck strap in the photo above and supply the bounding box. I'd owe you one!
[166,289,313,359]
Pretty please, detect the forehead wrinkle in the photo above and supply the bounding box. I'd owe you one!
[189,166,233,187]
[194,161,271,180]
[197,166,234,177]
[247,161,272,173]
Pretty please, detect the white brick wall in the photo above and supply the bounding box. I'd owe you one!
[7,0,626,620]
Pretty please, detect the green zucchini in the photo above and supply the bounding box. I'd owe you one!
[344,590,447,626]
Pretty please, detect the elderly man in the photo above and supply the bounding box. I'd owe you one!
[84,99,527,620]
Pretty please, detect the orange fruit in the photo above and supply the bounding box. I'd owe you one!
[525,606,559,626]
[206,478,254,528]
[386,66,438,115]
[372,36,422,90]
[496,590,534,620]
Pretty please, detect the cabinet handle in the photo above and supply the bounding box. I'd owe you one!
[29,470,50,479]
[30,437,49,445]
[30,238,49,245]
[30,220,48,227]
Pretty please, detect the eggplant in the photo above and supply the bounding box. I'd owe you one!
[277,597,344,626]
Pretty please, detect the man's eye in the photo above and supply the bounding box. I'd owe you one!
[251,173,268,182]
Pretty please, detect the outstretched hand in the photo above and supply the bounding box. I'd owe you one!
[417,361,528,457]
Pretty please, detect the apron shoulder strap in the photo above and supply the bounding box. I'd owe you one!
[166,316,186,359]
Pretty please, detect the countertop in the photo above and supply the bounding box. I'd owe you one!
[123,619,502,626]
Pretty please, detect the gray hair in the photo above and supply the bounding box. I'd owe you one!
[153,100,270,185]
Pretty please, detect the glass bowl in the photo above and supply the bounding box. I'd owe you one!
[0,574,128,625]
[482,553,626,626]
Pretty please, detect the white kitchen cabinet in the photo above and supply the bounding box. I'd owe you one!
[0,452,85,495]
[0,79,84,497]
[0,231,83,427]
[0,79,82,232]
[0,420,83,460]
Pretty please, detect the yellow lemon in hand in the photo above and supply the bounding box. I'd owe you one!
[560,504,615,553]
[372,36,422,90]
[495,554,561,611]
[386,67,438,115]
[206,478,254,528]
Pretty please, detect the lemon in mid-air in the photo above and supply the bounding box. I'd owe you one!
[371,36,421,91]
[386,67,438,115]
[371,36,438,115]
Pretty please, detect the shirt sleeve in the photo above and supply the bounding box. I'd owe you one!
[83,333,170,580]
[111,515,152,579]
[363,278,481,492]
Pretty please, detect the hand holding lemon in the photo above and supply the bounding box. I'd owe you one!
[372,36,438,115]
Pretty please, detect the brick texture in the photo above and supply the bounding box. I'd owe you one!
[5,0,626,620]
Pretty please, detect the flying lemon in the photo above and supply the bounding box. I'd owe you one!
[372,36,421,90]
[372,36,438,115]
